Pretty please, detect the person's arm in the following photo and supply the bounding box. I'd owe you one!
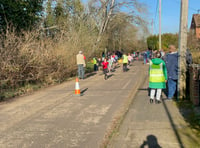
[83,56,86,67]
[162,61,168,81]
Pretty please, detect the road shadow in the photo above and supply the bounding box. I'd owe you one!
[123,68,130,72]
[110,69,116,72]
[107,74,114,79]
[137,87,186,147]
[138,87,150,96]
[140,135,161,148]
[114,65,120,69]
[162,100,185,148]
[84,72,97,79]
[81,88,88,95]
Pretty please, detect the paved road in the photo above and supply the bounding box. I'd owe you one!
[108,72,200,148]
[0,61,146,148]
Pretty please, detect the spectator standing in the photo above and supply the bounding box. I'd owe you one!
[165,45,178,100]
[149,52,167,104]
[76,51,86,79]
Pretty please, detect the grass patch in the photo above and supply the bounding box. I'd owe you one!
[0,83,42,101]
[176,100,200,133]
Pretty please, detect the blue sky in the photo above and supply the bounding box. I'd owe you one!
[140,0,200,34]
[82,0,199,35]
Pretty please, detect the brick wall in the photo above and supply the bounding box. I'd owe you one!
[189,64,200,106]
[196,28,200,39]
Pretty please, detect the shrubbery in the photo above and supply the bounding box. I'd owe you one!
[0,27,97,99]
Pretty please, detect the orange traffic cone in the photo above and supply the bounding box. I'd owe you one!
[74,77,81,96]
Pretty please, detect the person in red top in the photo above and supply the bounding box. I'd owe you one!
[102,58,109,80]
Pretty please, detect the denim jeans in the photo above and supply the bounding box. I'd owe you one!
[78,64,84,79]
[167,79,177,99]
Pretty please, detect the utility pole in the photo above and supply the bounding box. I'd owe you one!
[159,0,162,50]
[151,19,154,34]
[178,0,188,99]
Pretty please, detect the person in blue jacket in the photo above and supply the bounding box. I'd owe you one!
[165,45,178,100]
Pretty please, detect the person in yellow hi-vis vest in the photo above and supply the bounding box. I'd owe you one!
[93,57,98,71]
[122,53,128,72]
[149,51,167,104]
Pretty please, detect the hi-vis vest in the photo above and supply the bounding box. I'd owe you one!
[93,58,97,64]
[149,61,165,83]
[123,55,128,63]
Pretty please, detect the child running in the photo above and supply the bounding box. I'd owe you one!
[108,56,113,72]
[102,58,109,80]
[128,53,133,66]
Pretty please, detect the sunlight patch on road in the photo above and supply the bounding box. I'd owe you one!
[77,104,111,124]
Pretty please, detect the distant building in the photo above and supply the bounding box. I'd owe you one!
[190,14,200,39]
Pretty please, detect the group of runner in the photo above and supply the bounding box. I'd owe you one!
[93,51,140,80]
[94,53,119,80]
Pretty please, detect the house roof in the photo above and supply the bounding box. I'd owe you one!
[190,14,200,29]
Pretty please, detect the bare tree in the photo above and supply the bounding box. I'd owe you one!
[88,0,148,51]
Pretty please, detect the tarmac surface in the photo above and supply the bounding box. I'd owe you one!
[108,67,200,148]
[0,61,146,148]
[0,61,199,148]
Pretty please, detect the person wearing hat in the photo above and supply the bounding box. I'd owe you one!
[76,51,86,79]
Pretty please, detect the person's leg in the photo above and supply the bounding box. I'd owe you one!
[123,63,125,72]
[125,63,127,71]
[156,89,162,102]
[104,69,107,80]
[96,65,99,71]
[108,66,111,73]
[79,65,84,79]
[95,64,97,71]
[78,64,81,79]
[167,79,176,99]
[150,89,156,103]
[82,66,85,79]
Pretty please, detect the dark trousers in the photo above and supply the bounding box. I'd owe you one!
[94,64,98,71]
[123,63,127,72]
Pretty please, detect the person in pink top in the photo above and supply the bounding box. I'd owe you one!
[128,53,133,65]
[102,58,109,80]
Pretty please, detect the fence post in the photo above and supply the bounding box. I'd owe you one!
[189,64,200,106]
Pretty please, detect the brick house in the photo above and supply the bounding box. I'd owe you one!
[190,14,200,39]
